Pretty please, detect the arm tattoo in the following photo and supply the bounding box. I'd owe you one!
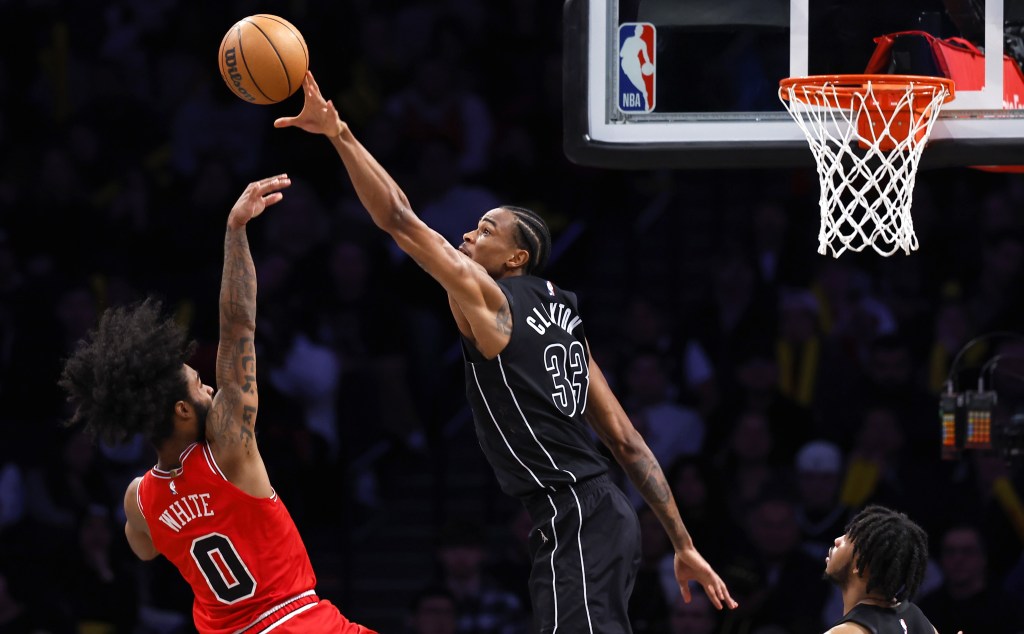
[623,451,692,550]
[240,407,257,446]
[220,229,257,329]
[495,303,512,335]
[209,389,240,444]
[211,228,260,449]
[625,456,672,505]
[238,338,257,395]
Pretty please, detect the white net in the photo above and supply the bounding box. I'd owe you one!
[779,77,952,257]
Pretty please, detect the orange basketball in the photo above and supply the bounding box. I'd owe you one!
[218,14,308,105]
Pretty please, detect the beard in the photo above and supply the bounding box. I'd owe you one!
[193,398,211,441]
[824,559,853,589]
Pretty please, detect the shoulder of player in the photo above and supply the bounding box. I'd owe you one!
[123,476,146,519]
[124,475,143,498]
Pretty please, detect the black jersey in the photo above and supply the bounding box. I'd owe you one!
[834,601,935,634]
[462,275,609,498]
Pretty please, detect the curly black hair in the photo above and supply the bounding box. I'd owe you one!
[59,298,196,447]
[502,205,551,275]
[846,505,930,601]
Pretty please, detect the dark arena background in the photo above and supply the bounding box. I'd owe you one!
[1,1,1023,633]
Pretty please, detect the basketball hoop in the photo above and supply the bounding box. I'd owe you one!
[779,75,955,257]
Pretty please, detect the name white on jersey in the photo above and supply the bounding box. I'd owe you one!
[158,492,214,532]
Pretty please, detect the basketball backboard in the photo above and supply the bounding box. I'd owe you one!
[564,0,1024,168]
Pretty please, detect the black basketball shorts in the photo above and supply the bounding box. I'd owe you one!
[522,473,643,634]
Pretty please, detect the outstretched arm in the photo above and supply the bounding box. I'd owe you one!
[583,348,737,610]
[274,72,510,356]
[206,175,290,492]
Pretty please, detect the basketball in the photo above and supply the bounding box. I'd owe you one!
[641,62,654,76]
[218,15,308,105]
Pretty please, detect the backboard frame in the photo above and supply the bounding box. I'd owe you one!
[564,0,1024,169]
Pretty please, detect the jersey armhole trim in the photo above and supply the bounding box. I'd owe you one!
[136,477,146,520]
[202,443,229,481]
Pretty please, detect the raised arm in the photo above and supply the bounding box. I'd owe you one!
[583,347,737,610]
[274,72,509,356]
[206,175,290,493]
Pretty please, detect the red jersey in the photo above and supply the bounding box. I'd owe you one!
[137,442,374,634]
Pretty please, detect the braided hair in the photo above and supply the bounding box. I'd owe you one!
[846,505,929,601]
[59,298,196,446]
[502,205,551,275]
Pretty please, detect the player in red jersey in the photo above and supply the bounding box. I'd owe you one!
[59,175,376,634]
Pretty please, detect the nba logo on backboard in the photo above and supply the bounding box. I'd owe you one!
[617,22,655,113]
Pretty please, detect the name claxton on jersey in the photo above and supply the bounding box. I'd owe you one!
[158,492,215,532]
[526,302,582,336]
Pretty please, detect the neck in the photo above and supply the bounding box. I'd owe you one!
[155,438,195,471]
[842,584,895,615]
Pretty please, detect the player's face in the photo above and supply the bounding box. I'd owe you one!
[459,208,525,278]
[824,532,855,588]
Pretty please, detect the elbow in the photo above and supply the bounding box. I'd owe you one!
[376,198,414,234]
[606,427,645,461]
[137,548,159,562]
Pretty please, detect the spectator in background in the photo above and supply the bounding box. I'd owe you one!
[775,288,823,412]
[619,349,705,508]
[667,455,735,572]
[61,505,139,633]
[0,563,68,633]
[918,524,1023,633]
[486,507,533,610]
[407,586,458,634]
[713,350,813,467]
[925,296,982,394]
[719,491,828,634]
[25,429,114,537]
[965,232,1024,333]
[434,520,528,634]
[630,506,672,633]
[716,411,781,522]
[616,296,719,417]
[385,56,493,177]
[940,451,1024,584]
[857,335,936,462]
[793,440,849,561]
[838,406,909,511]
[669,591,719,634]
[693,252,775,408]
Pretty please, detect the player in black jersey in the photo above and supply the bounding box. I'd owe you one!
[823,505,944,634]
[275,72,737,632]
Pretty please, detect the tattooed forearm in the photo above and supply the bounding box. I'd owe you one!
[495,304,512,335]
[220,228,257,328]
[625,457,672,504]
[622,448,693,551]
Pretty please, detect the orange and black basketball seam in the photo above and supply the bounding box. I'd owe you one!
[250,15,308,96]
[237,20,275,103]
[253,15,309,73]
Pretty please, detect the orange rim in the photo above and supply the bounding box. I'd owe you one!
[780,74,956,108]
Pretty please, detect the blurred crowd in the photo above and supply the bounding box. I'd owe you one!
[0,1,1023,633]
